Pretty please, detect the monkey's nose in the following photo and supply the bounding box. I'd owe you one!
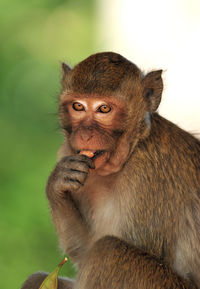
[80,130,93,142]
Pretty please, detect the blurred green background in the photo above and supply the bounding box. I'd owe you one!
[0,0,96,288]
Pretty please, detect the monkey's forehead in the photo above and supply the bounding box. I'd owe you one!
[67,52,141,95]
[60,92,128,106]
[60,80,142,105]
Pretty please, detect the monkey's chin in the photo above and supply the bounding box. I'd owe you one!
[92,151,110,171]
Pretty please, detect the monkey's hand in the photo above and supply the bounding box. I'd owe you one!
[46,155,94,204]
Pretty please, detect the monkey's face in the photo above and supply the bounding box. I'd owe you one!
[59,52,163,175]
[60,94,127,172]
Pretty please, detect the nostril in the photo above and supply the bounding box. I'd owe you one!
[80,130,93,142]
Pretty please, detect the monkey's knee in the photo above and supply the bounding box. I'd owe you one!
[21,272,48,289]
[21,271,75,289]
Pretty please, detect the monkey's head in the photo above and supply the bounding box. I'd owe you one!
[59,52,163,176]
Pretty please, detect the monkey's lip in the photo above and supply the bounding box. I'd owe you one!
[92,150,106,160]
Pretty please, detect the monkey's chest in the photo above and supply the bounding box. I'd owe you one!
[90,199,174,262]
[90,196,123,240]
[83,175,124,238]
[91,201,174,261]
[84,175,176,260]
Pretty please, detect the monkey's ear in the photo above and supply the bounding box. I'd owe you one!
[142,70,163,112]
[61,62,71,90]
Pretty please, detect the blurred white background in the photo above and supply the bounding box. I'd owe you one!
[96,0,200,133]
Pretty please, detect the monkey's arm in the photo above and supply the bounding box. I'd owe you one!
[46,155,94,265]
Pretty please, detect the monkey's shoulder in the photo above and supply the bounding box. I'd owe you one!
[151,113,200,147]
[136,113,200,166]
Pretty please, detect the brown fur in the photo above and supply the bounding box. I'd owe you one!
[76,236,196,289]
[22,52,200,289]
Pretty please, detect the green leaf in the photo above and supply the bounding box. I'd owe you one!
[39,257,68,289]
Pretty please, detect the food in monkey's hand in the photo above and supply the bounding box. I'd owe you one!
[79,151,95,158]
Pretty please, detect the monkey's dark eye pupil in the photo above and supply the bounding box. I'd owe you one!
[99,105,111,113]
[72,102,84,111]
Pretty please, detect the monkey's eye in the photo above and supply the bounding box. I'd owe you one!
[98,105,111,113]
[72,102,85,111]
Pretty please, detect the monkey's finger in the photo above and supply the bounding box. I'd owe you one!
[62,178,83,191]
[60,160,92,174]
[65,169,88,184]
[77,154,95,169]
[61,155,95,170]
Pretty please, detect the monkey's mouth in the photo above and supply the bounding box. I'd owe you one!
[78,150,106,160]
[92,150,105,160]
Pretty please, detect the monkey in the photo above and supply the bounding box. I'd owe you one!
[21,52,200,289]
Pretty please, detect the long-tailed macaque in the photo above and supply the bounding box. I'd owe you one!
[21,52,200,289]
